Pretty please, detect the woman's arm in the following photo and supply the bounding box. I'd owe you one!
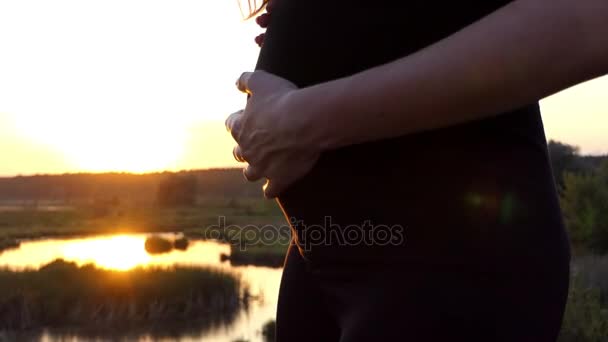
[294,0,608,150]
[229,0,608,197]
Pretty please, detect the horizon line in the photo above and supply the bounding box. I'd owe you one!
[0,167,244,179]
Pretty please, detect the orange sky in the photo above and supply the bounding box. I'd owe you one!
[0,1,606,177]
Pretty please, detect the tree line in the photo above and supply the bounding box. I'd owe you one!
[0,169,263,205]
[548,140,608,254]
[0,141,606,253]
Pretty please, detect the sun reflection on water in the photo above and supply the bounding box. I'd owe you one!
[61,235,151,271]
[0,233,231,271]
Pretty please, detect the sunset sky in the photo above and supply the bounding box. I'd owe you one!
[0,0,607,177]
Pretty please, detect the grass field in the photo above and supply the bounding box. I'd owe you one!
[0,198,286,251]
[0,259,247,331]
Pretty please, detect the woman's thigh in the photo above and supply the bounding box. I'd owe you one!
[334,265,570,342]
[276,246,569,342]
[275,244,341,342]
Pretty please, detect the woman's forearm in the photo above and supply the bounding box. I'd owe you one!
[298,0,608,150]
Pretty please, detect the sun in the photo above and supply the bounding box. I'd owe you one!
[14,112,187,173]
[61,122,187,173]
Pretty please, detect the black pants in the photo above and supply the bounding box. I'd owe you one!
[276,243,569,342]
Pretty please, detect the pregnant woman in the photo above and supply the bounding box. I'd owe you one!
[227,0,608,340]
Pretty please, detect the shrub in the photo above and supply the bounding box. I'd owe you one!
[261,320,276,342]
[173,237,190,251]
[0,259,245,330]
[559,280,608,342]
[561,161,608,253]
[144,236,173,254]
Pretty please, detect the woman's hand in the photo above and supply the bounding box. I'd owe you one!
[226,71,322,198]
[253,0,275,47]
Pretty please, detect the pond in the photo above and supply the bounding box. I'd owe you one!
[0,234,284,342]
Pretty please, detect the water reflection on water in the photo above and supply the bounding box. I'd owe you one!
[0,234,283,342]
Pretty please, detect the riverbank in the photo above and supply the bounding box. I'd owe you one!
[0,259,247,331]
[0,198,286,253]
[225,243,288,268]
[0,237,19,253]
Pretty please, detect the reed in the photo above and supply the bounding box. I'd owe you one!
[0,259,247,331]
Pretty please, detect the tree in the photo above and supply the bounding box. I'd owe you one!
[547,140,582,191]
[156,174,198,207]
[561,160,608,253]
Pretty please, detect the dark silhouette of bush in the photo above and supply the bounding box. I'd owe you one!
[144,236,173,254]
[548,140,583,191]
[173,237,189,251]
[561,160,608,253]
[547,140,608,192]
[262,320,276,342]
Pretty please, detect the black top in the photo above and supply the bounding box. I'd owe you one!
[255,0,570,269]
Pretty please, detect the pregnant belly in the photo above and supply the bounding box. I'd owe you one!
[275,119,566,269]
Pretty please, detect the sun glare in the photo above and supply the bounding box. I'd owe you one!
[62,235,151,271]
[0,0,260,175]
[14,116,188,173]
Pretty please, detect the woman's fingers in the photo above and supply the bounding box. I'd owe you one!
[237,70,294,96]
[243,164,264,182]
[236,72,255,94]
[237,70,272,94]
[233,145,246,163]
[229,68,313,198]
[225,110,244,141]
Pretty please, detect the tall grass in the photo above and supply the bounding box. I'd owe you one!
[0,259,248,331]
[559,256,608,342]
